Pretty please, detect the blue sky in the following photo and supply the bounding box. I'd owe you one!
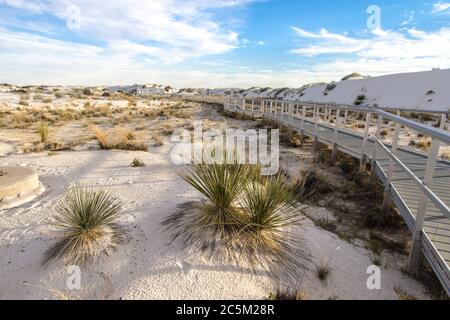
[0,0,449,87]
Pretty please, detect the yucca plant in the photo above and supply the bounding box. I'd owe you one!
[162,148,257,256]
[237,174,309,281]
[37,122,49,143]
[43,184,126,266]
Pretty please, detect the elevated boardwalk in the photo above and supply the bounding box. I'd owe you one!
[217,97,450,295]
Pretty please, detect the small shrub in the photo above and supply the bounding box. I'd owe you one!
[316,262,331,281]
[372,255,382,266]
[394,286,417,300]
[354,95,366,106]
[131,158,145,167]
[316,218,337,232]
[292,170,333,201]
[37,122,49,143]
[341,72,363,81]
[43,184,126,265]
[153,134,164,146]
[92,126,148,151]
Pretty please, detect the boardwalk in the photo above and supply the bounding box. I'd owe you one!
[224,98,450,295]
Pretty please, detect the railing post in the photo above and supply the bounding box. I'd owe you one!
[289,103,294,127]
[360,112,372,171]
[300,105,306,143]
[331,109,341,163]
[344,110,348,127]
[313,107,319,153]
[382,110,401,213]
[251,100,254,116]
[234,98,237,111]
[407,138,440,274]
[371,115,383,181]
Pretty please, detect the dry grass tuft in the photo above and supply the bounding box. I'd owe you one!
[91,126,148,151]
[316,262,331,281]
[37,122,49,143]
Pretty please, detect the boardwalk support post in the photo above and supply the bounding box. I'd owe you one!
[408,114,446,274]
[382,111,401,213]
[331,109,341,163]
[360,112,372,171]
[313,107,319,153]
[408,138,440,274]
[371,115,383,182]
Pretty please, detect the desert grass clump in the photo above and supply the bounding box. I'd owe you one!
[92,126,148,151]
[292,170,333,202]
[37,122,49,143]
[410,137,432,150]
[164,149,310,281]
[131,158,145,167]
[354,95,366,106]
[237,174,309,280]
[162,151,256,256]
[43,184,126,266]
[316,262,331,281]
[13,110,30,127]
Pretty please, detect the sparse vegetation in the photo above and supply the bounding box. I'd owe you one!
[410,137,432,150]
[316,262,331,281]
[92,126,148,151]
[354,95,366,106]
[43,184,126,266]
[131,158,145,167]
[163,150,309,281]
[341,72,363,81]
[268,290,309,300]
[324,82,337,95]
[37,122,49,143]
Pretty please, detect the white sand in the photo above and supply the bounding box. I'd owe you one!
[193,68,450,112]
[0,141,432,300]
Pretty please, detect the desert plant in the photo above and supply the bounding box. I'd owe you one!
[316,218,337,232]
[92,126,148,151]
[316,262,331,281]
[354,95,366,106]
[163,152,257,253]
[37,122,49,143]
[153,133,164,146]
[341,72,363,81]
[131,158,145,167]
[325,82,336,92]
[43,184,126,265]
[292,170,333,201]
[237,174,309,280]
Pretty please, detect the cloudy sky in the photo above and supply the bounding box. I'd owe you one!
[0,0,449,87]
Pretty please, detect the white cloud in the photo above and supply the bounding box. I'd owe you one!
[431,1,450,13]
[291,26,450,76]
[0,0,252,62]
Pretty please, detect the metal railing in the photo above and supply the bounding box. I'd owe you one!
[184,95,450,295]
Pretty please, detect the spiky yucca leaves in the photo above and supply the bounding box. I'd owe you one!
[43,184,126,266]
[237,174,309,282]
[162,150,257,257]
